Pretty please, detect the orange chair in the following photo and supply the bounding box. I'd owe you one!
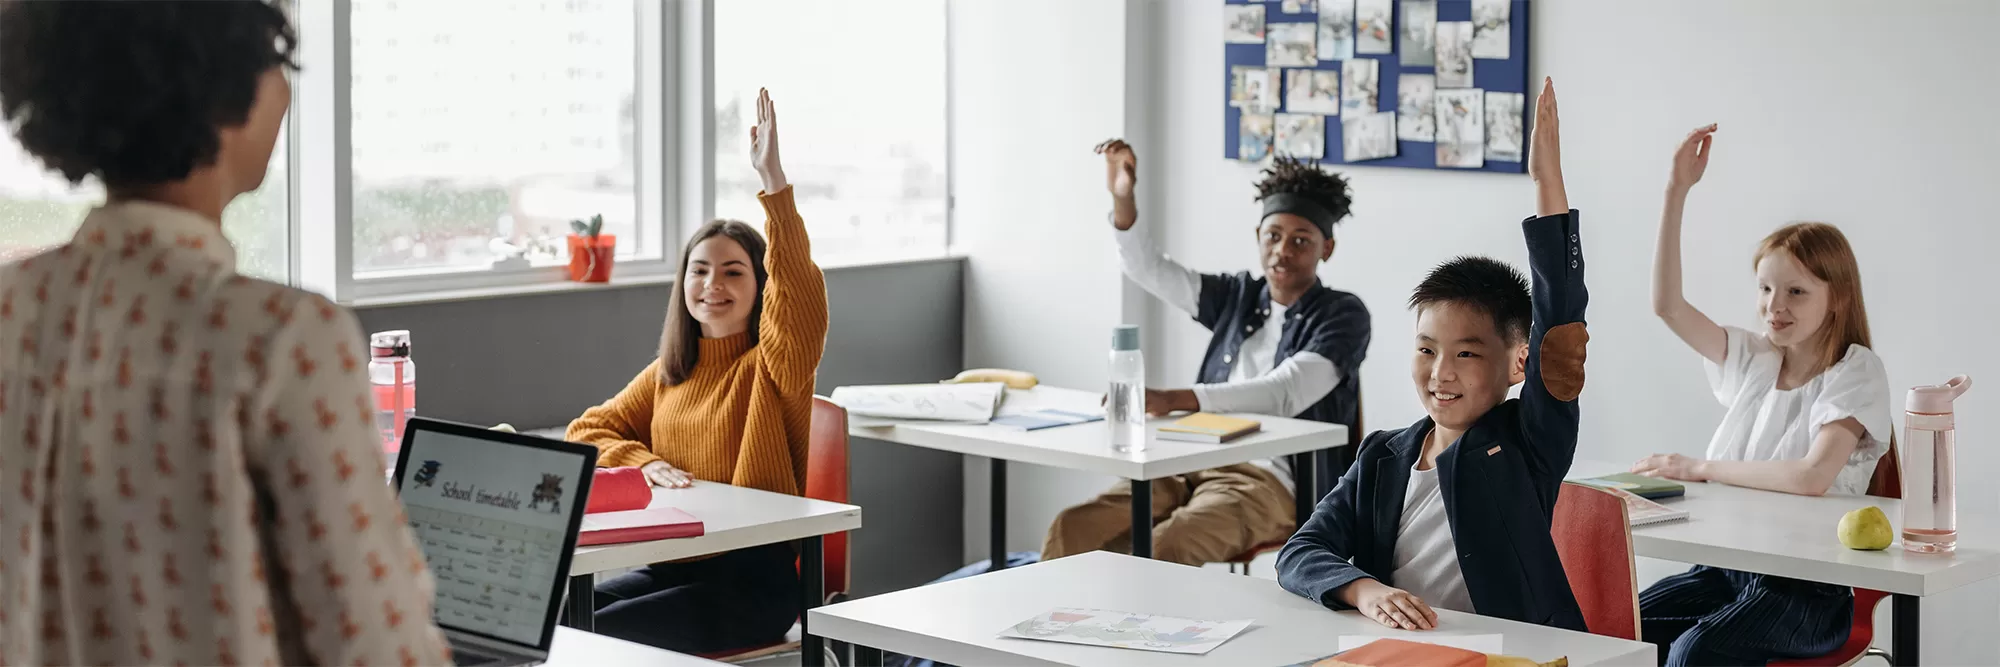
[1224,392,1363,575]
[1771,447,1901,667]
[1552,481,1640,640]
[702,396,853,665]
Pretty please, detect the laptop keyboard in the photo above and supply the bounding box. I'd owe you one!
[452,650,502,666]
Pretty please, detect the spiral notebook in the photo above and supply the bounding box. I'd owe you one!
[1599,485,1689,527]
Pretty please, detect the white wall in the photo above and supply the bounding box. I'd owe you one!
[950,0,1140,559]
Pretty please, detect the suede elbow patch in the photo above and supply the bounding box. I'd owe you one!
[1540,322,1588,402]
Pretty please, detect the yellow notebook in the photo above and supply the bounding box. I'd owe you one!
[1156,413,1261,443]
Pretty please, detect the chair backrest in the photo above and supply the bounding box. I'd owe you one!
[1551,482,1640,641]
[807,396,851,600]
[1867,437,1901,499]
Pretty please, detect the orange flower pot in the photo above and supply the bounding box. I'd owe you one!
[566,234,617,283]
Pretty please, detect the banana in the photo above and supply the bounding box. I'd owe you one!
[942,368,1039,390]
[490,423,517,433]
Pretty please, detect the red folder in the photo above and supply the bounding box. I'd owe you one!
[585,467,652,514]
[577,507,704,546]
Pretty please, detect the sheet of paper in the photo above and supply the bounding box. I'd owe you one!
[1337,633,1503,654]
[829,383,1004,422]
[998,608,1253,655]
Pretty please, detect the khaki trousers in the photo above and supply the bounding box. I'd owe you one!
[1040,463,1296,567]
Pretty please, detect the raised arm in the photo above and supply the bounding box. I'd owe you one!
[1098,138,1202,316]
[750,89,829,394]
[1653,124,1728,363]
[1516,77,1589,478]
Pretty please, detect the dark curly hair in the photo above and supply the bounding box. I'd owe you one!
[1253,157,1354,225]
[0,0,299,188]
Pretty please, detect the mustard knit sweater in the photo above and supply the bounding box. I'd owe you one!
[567,188,827,496]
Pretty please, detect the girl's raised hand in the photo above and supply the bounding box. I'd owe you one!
[1669,124,1717,195]
[751,88,787,193]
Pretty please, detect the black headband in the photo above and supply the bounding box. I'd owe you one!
[1259,193,1342,238]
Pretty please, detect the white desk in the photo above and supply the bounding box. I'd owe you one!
[851,386,1347,563]
[547,626,725,666]
[1570,460,2000,665]
[808,551,1654,667]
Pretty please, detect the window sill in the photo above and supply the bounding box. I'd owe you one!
[347,253,963,309]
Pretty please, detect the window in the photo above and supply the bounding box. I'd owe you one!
[347,0,651,279]
[712,0,948,265]
[0,125,291,283]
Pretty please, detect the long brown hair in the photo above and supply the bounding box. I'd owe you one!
[659,219,768,385]
[1753,222,1873,374]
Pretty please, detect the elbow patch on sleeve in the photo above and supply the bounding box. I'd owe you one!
[1540,322,1588,402]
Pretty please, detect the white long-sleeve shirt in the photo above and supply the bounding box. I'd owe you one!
[1114,226,1341,492]
[0,202,451,666]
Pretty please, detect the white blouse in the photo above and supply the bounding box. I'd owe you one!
[1704,326,1894,496]
[0,202,449,666]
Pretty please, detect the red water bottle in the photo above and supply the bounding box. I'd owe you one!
[369,330,416,455]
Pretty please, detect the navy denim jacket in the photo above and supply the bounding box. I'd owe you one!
[1193,273,1370,438]
[1275,211,1590,631]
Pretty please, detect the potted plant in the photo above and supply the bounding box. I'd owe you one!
[566,214,616,282]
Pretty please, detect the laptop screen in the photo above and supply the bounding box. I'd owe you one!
[393,422,592,649]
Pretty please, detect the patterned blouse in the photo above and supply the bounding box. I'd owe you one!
[0,202,450,666]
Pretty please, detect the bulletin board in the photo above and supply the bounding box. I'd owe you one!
[1222,0,1531,174]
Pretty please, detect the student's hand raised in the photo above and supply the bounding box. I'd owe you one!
[1528,77,1567,217]
[751,88,787,193]
[1095,138,1138,199]
[641,460,694,489]
[1668,124,1717,195]
[1342,579,1439,630]
[1631,453,1708,482]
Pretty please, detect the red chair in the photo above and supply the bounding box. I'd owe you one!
[1552,482,1640,640]
[1771,446,1901,667]
[1224,392,1364,575]
[702,396,852,665]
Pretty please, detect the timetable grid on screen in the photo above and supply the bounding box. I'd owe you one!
[406,505,564,639]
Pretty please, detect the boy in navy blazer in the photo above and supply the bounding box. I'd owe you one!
[1277,78,1591,632]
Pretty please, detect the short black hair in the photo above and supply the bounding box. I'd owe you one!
[1254,157,1353,225]
[1409,256,1532,344]
[0,0,299,188]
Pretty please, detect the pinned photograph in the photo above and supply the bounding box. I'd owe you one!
[1342,111,1397,162]
[1435,21,1475,88]
[1281,0,1318,14]
[1224,4,1266,44]
[1434,88,1485,168]
[1230,66,1280,114]
[1400,0,1437,67]
[1340,58,1378,115]
[1354,0,1393,55]
[1397,73,1437,141]
[1275,113,1326,159]
[1266,22,1318,67]
[1485,91,1524,162]
[1471,0,1511,59]
[1239,113,1276,162]
[1317,0,1355,60]
[1285,69,1342,115]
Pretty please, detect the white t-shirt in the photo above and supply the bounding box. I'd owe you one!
[1704,326,1894,496]
[1389,463,1473,613]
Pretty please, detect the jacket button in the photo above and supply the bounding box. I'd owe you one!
[1570,234,1578,243]
[1570,259,1578,269]
[1571,246,1579,255]
[1224,354,1233,363]
[1244,325,1254,333]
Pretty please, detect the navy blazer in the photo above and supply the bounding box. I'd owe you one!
[1276,211,1589,631]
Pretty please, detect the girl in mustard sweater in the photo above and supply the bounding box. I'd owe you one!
[566,89,828,653]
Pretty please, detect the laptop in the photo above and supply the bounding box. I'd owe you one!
[392,418,596,667]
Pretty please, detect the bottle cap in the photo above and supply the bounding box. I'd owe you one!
[371,330,412,357]
[1907,375,1971,415]
[1111,325,1140,352]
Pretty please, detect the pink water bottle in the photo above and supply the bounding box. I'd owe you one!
[1903,375,1971,553]
[369,330,416,455]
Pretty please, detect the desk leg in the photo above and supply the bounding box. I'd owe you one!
[991,458,1008,572]
[853,645,884,667]
[1130,479,1152,559]
[1893,593,1918,666]
[1291,452,1315,532]
[561,574,594,632]
[801,535,825,667]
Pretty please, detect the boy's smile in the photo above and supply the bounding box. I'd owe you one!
[1411,302,1526,433]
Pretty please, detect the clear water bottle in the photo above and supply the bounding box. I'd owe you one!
[1903,375,1971,553]
[1108,325,1146,453]
[369,330,417,455]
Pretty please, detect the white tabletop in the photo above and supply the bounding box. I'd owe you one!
[546,626,724,665]
[1570,460,2000,596]
[808,551,1654,667]
[569,481,861,576]
[849,387,1348,480]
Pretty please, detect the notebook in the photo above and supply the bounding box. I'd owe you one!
[1156,413,1261,443]
[1600,485,1689,527]
[1572,472,1685,499]
[991,409,1104,431]
[577,507,705,546]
